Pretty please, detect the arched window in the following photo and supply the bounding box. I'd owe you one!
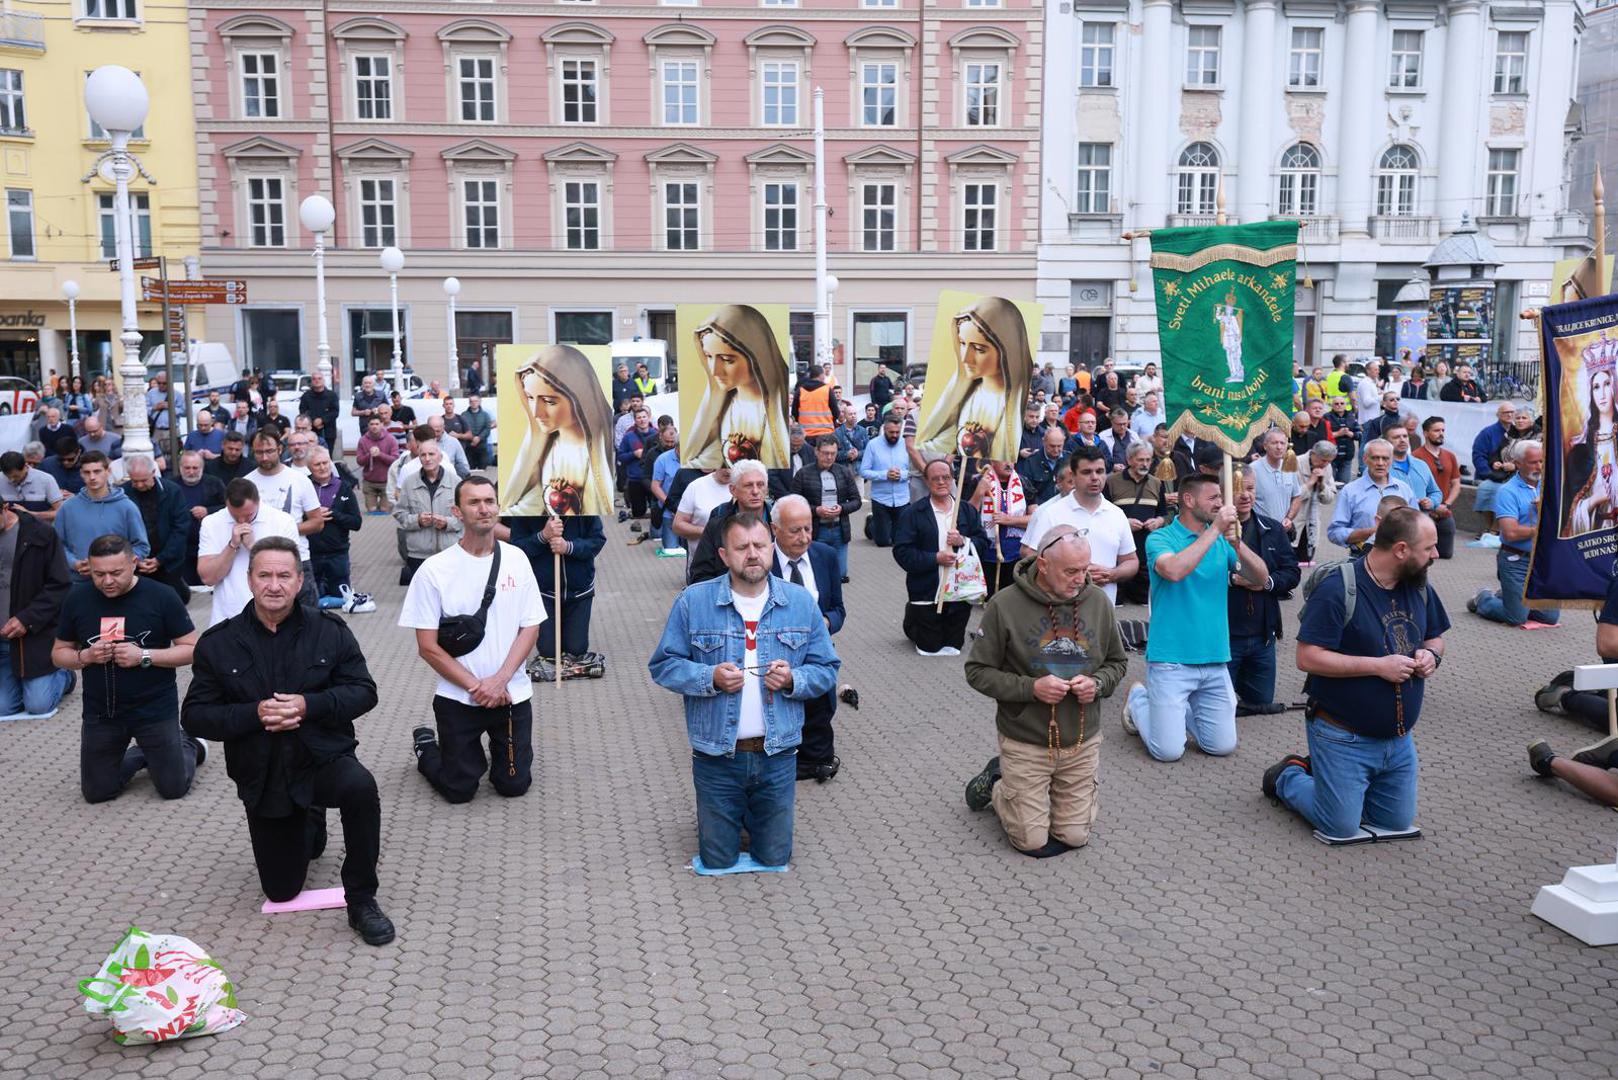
[1176,142,1219,215]
[1376,144,1419,217]
[1276,143,1320,217]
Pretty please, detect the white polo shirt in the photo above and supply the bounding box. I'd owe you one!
[1021,492,1136,602]
[197,503,302,626]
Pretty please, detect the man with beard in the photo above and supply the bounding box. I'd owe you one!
[860,413,911,547]
[1469,440,1558,627]
[207,432,254,484]
[963,526,1128,858]
[649,513,840,871]
[1413,417,1461,560]
[175,450,226,588]
[1227,467,1301,715]
[1263,507,1448,842]
[1121,474,1269,762]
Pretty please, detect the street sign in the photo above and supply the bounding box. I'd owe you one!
[108,256,162,272]
[141,278,249,305]
[167,307,187,356]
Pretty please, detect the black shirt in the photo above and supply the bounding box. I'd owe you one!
[57,577,194,724]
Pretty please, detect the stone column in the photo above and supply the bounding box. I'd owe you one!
[1435,0,1486,231]
[1335,0,1382,236]
[1132,0,1175,230]
[1236,0,1278,226]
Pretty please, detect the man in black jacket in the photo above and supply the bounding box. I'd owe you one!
[123,453,193,605]
[181,536,393,946]
[506,514,606,675]
[688,460,772,585]
[893,459,991,656]
[0,500,73,716]
[1228,467,1302,715]
[307,446,367,609]
[175,450,227,587]
[298,372,342,451]
[205,431,254,484]
[791,436,862,583]
[868,364,894,412]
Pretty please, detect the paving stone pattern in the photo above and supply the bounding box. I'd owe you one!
[3,508,1617,1079]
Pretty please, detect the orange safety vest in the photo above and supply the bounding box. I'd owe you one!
[797,383,835,436]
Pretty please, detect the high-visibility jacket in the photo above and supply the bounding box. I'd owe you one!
[633,375,657,396]
[797,382,835,436]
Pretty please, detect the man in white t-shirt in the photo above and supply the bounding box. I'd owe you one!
[1022,444,1139,603]
[400,474,544,803]
[672,463,734,543]
[195,477,303,626]
[248,430,324,605]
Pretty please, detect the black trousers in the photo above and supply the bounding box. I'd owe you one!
[1434,513,1456,560]
[625,479,651,519]
[869,501,903,547]
[244,755,381,904]
[801,691,837,767]
[418,695,533,803]
[985,560,1016,598]
[538,592,593,657]
[903,601,972,652]
[81,713,198,803]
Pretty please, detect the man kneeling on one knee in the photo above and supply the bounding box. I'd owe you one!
[964,526,1127,857]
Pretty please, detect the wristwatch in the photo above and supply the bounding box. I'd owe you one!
[140,649,152,669]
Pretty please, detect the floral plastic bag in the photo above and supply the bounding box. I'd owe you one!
[79,927,246,1046]
[938,540,988,605]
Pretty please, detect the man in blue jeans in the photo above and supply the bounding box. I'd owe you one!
[1470,440,1558,627]
[1121,473,1270,761]
[1228,467,1301,716]
[649,513,840,871]
[1264,507,1449,840]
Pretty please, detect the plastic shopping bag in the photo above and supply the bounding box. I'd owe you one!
[938,539,988,605]
[79,926,246,1045]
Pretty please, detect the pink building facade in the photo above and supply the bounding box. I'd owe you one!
[188,1,1042,390]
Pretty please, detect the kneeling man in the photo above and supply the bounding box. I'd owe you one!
[182,537,394,945]
[963,526,1127,857]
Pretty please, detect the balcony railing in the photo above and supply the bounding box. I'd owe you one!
[1067,213,1123,242]
[1167,213,1240,228]
[0,11,45,51]
[1274,215,1339,244]
[1369,215,1437,242]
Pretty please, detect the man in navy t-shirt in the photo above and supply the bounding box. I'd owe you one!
[1262,506,1449,840]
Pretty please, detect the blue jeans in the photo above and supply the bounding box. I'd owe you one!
[691,748,797,868]
[1127,662,1237,762]
[1227,635,1277,708]
[816,525,849,577]
[1477,548,1559,626]
[0,640,69,716]
[1474,478,1503,514]
[1276,717,1418,838]
[658,507,679,550]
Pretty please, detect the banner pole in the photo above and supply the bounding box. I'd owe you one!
[554,550,563,686]
[1608,688,1615,740]
[938,455,973,614]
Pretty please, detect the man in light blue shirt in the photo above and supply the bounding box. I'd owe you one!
[1327,439,1414,551]
[1385,418,1442,511]
[1473,440,1558,626]
[859,413,910,547]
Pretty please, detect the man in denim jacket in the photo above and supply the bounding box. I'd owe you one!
[650,513,840,870]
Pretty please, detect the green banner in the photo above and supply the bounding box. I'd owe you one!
[1149,220,1300,456]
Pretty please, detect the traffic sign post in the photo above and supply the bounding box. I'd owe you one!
[108,256,162,273]
[140,278,248,305]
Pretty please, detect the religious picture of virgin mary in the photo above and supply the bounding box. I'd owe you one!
[915,295,1036,463]
[679,304,792,469]
[1561,329,1618,538]
[500,344,616,517]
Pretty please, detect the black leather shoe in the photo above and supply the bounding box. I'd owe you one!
[1528,740,1558,778]
[814,756,840,783]
[347,900,395,946]
[1262,754,1311,801]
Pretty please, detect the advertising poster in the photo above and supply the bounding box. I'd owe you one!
[913,290,1042,464]
[495,343,615,516]
[675,304,792,469]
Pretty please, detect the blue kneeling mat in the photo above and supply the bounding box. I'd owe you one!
[1313,824,1422,846]
[691,853,790,875]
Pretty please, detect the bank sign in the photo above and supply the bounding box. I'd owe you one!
[0,310,46,329]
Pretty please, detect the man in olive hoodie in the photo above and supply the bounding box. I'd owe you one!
[962,524,1128,858]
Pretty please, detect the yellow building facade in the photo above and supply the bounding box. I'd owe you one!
[0,0,201,390]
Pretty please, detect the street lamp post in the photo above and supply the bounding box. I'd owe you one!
[84,65,153,456]
[379,246,406,397]
[299,195,336,387]
[61,280,81,381]
[443,277,461,391]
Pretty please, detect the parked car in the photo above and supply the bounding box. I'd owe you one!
[0,376,39,415]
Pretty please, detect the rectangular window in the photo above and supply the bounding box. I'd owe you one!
[860,183,896,252]
[763,181,798,251]
[661,60,698,125]
[97,192,152,258]
[359,178,396,248]
[664,181,699,250]
[761,61,798,126]
[964,62,1000,127]
[1494,30,1527,94]
[762,0,798,6]
[853,312,907,389]
[354,55,393,120]
[0,70,23,134]
[564,181,600,250]
[243,309,303,372]
[555,311,613,346]
[1186,26,1221,86]
[247,176,286,248]
[1389,29,1423,88]
[963,183,997,252]
[561,59,598,124]
[862,0,898,6]
[458,56,496,122]
[1075,143,1112,215]
[240,53,280,118]
[965,0,1001,6]
[860,63,896,126]
[83,0,136,18]
[1277,170,1318,217]
[6,189,34,258]
[1486,148,1520,217]
[1288,27,1323,88]
[1079,23,1114,89]
[463,179,499,248]
[1376,170,1415,217]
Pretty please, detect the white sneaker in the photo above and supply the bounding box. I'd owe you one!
[190,583,213,595]
[938,646,961,656]
[916,646,945,657]
[1121,682,1143,736]
[339,585,377,614]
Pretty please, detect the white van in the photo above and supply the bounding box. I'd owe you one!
[143,342,238,406]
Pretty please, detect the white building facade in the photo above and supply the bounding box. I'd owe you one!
[1039,0,1591,378]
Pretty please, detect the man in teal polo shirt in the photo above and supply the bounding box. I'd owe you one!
[1122,472,1270,761]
